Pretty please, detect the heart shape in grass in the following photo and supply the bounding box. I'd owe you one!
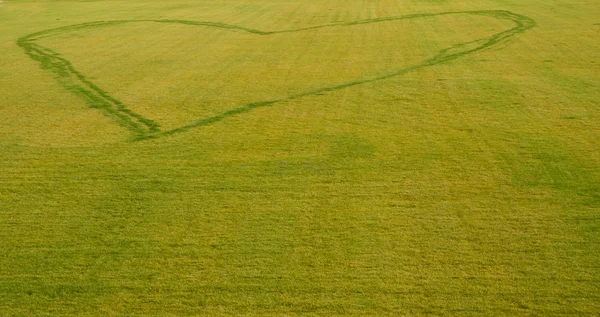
[18,10,534,141]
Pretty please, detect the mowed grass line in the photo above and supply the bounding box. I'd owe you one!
[18,10,534,140]
[1,0,599,315]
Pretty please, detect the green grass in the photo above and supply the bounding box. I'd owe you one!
[1,0,599,315]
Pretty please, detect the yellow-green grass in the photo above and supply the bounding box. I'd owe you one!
[1,0,599,315]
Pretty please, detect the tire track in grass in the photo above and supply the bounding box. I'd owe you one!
[17,10,535,141]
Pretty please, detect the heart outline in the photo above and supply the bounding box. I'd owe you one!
[17,10,535,141]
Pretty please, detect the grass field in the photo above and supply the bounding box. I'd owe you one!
[1,0,599,315]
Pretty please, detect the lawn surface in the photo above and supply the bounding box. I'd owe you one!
[1,0,599,315]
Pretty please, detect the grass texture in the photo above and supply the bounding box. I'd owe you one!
[1,0,599,315]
